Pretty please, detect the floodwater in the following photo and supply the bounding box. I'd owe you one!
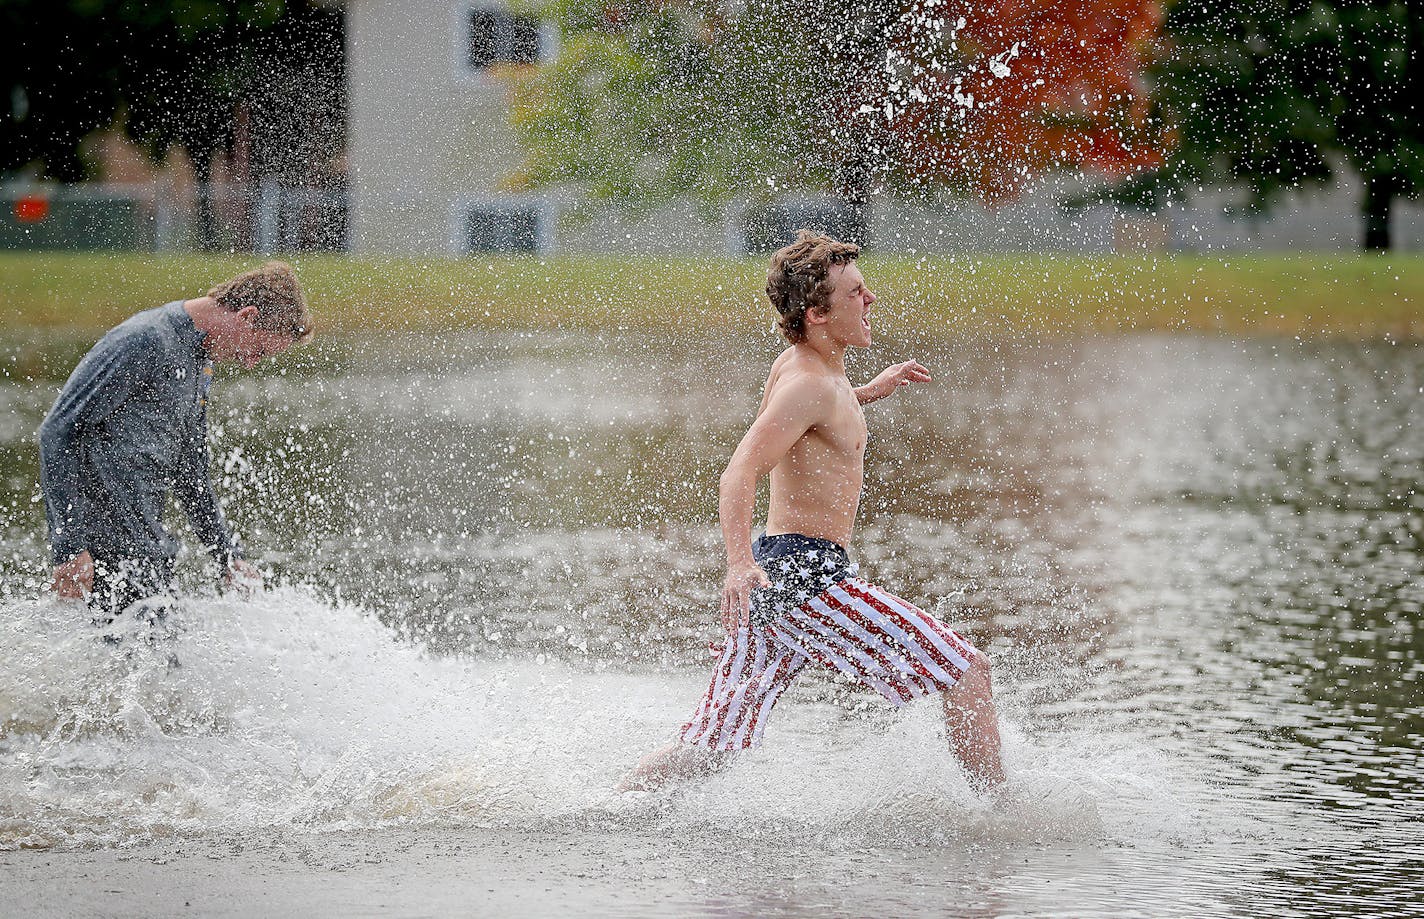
[1,326,1420,917]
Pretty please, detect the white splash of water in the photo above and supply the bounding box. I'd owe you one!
[0,587,1204,851]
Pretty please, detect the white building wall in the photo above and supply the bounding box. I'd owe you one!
[347,0,542,254]
[347,0,733,255]
[1168,179,1424,254]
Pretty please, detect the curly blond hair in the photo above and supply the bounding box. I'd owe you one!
[207,261,313,343]
[765,229,861,343]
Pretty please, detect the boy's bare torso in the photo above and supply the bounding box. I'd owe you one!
[759,346,867,547]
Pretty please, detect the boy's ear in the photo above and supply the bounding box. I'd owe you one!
[805,306,831,327]
[235,305,260,326]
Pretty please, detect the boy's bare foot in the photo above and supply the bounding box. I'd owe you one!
[618,742,730,793]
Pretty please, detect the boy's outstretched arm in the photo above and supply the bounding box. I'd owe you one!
[717,375,827,631]
[855,360,931,406]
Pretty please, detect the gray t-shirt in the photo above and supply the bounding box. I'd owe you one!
[38,301,240,566]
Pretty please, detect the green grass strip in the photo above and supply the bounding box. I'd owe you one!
[2,252,1421,337]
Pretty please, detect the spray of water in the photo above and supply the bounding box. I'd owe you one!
[0,585,1204,852]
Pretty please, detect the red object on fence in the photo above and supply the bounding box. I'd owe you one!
[14,195,50,223]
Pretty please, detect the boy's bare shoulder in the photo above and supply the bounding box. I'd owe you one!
[764,346,797,384]
[764,353,840,408]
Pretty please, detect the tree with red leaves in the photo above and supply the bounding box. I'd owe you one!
[882,0,1170,202]
[509,0,1170,242]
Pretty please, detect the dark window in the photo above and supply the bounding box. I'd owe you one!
[467,206,540,253]
[467,8,541,69]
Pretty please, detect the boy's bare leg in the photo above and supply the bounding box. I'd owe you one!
[941,655,1005,789]
[617,742,733,793]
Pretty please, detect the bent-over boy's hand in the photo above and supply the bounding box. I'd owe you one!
[859,360,932,405]
[51,549,94,599]
[224,558,264,597]
[721,562,770,633]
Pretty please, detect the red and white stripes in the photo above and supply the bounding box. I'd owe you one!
[680,577,979,751]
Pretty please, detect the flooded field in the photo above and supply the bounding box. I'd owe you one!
[1,326,1421,916]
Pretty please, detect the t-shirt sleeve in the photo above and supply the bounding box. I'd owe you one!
[37,330,155,563]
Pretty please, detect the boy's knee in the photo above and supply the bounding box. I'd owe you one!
[953,653,993,698]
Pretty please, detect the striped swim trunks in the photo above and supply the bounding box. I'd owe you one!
[680,533,983,751]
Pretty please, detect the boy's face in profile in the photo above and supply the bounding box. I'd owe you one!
[229,327,297,369]
[812,262,877,348]
[206,307,297,369]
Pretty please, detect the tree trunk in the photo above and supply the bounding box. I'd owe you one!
[1362,174,1394,252]
[837,158,872,248]
[192,148,218,251]
[841,195,869,248]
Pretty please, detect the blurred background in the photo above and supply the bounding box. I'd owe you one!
[2,0,1420,256]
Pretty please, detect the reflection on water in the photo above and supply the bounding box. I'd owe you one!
[0,328,1420,914]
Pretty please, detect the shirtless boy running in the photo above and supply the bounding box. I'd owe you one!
[625,230,1005,792]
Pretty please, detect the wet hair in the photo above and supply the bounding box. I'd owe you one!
[207,260,313,343]
[765,229,861,344]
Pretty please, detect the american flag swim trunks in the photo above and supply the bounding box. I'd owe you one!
[680,533,983,751]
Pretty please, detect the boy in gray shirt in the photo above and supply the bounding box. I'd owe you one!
[39,261,313,619]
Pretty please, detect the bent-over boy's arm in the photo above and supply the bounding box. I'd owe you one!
[717,374,828,630]
[38,332,151,566]
[174,399,243,570]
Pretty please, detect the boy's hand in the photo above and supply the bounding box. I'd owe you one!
[51,550,94,599]
[225,558,264,596]
[722,562,770,633]
[859,360,931,405]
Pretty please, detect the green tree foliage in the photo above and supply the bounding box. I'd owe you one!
[2,1,343,244]
[507,0,901,237]
[1156,0,1421,250]
[4,1,275,180]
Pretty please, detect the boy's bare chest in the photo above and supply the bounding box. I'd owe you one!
[804,393,866,458]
